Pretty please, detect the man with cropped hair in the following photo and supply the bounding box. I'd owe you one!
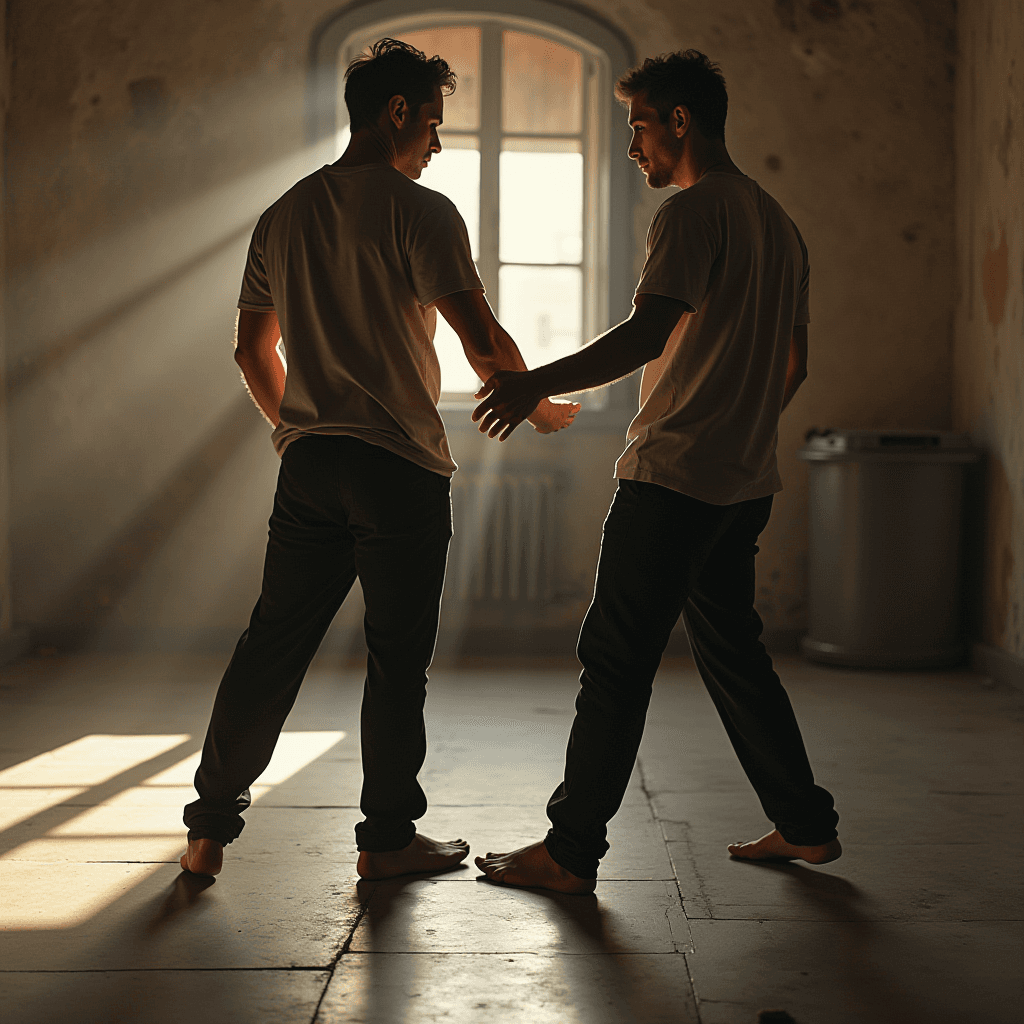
[180,38,578,880]
[474,50,840,892]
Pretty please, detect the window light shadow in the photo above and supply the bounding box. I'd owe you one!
[0,731,345,930]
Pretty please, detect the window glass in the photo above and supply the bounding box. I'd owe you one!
[499,148,582,265]
[432,314,480,394]
[419,137,480,259]
[502,31,582,135]
[394,26,481,131]
[499,265,582,367]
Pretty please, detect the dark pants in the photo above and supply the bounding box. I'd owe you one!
[183,434,452,853]
[544,479,839,879]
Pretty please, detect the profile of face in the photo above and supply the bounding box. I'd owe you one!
[627,93,686,189]
[392,87,444,179]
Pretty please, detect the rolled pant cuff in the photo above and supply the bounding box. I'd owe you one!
[776,823,839,846]
[186,828,235,847]
[543,831,599,880]
[354,820,417,853]
[183,809,244,847]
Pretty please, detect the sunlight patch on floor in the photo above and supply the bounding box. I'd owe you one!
[0,731,346,928]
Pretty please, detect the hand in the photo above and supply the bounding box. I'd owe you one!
[527,397,582,434]
[473,371,580,440]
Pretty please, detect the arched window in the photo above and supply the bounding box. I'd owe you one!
[309,2,634,406]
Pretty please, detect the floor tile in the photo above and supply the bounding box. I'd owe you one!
[651,781,1024,846]
[687,919,1024,1024]
[4,968,327,1024]
[317,952,698,1024]
[349,878,689,954]
[669,841,1023,922]
[0,839,363,969]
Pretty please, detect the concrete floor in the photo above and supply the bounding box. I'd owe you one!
[0,652,1021,1024]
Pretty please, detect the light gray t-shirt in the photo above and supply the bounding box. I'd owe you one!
[238,163,483,476]
[615,172,810,505]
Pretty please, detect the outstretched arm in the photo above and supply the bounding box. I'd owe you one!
[234,309,285,427]
[433,289,579,434]
[472,293,688,440]
[780,324,808,412]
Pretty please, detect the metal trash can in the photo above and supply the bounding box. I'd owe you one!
[798,429,980,669]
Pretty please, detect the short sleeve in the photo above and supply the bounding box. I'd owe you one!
[634,198,719,313]
[407,200,484,307]
[238,221,275,311]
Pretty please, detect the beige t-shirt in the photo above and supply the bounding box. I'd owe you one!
[615,172,810,505]
[238,164,484,476]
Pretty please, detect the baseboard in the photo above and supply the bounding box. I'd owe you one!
[972,642,1024,693]
[0,627,32,667]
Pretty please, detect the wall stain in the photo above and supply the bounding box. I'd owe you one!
[981,224,1009,327]
[996,110,1014,177]
[775,0,798,33]
[810,0,843,20]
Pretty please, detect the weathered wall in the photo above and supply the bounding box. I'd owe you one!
[0,0,12,641]
[953,0,1023,661]
[3,0,957,653]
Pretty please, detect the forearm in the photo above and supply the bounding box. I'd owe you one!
[235,349,285,427]
[462,322,529,382]
[524,320,655,399]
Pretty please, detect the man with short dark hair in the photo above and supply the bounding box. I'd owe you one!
[180,39,578,880]
[474,50,840,893]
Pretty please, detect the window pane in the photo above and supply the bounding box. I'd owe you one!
[499,265,582,367]
[499,150,582,265]
[502,31,582,135]
[419,139,480,260]
[400,27,481,131]
[433,311,480,394]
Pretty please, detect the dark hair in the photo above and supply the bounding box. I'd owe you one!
[615,50,728,141]
[344,38,457,132]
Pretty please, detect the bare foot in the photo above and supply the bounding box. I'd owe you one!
[356,834,469,880]
[180,837,224,876]
[475,841,596,894]
[727,829,842,865]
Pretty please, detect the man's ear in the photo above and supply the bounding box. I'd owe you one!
[672,104,691,138]
[387,94,408,129]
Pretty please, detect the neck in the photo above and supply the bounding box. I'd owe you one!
[337,122,398,169]
[672,138,741,189]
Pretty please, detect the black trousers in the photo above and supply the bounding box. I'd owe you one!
[544,479,839,879]
[183,435,452,852]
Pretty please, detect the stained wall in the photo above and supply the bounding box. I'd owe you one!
[953,0,1023,661]
[0,0,12,642]
[2,0,958,653]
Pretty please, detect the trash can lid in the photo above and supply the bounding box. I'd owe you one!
[797,429,980,462]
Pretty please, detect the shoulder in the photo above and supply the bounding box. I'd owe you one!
[408,180,463,222]
[254,167,330,230]
[650,185,719,238]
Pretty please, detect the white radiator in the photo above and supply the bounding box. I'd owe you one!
[448,469,559,603]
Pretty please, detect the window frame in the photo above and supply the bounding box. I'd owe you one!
[308,0,637,422]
